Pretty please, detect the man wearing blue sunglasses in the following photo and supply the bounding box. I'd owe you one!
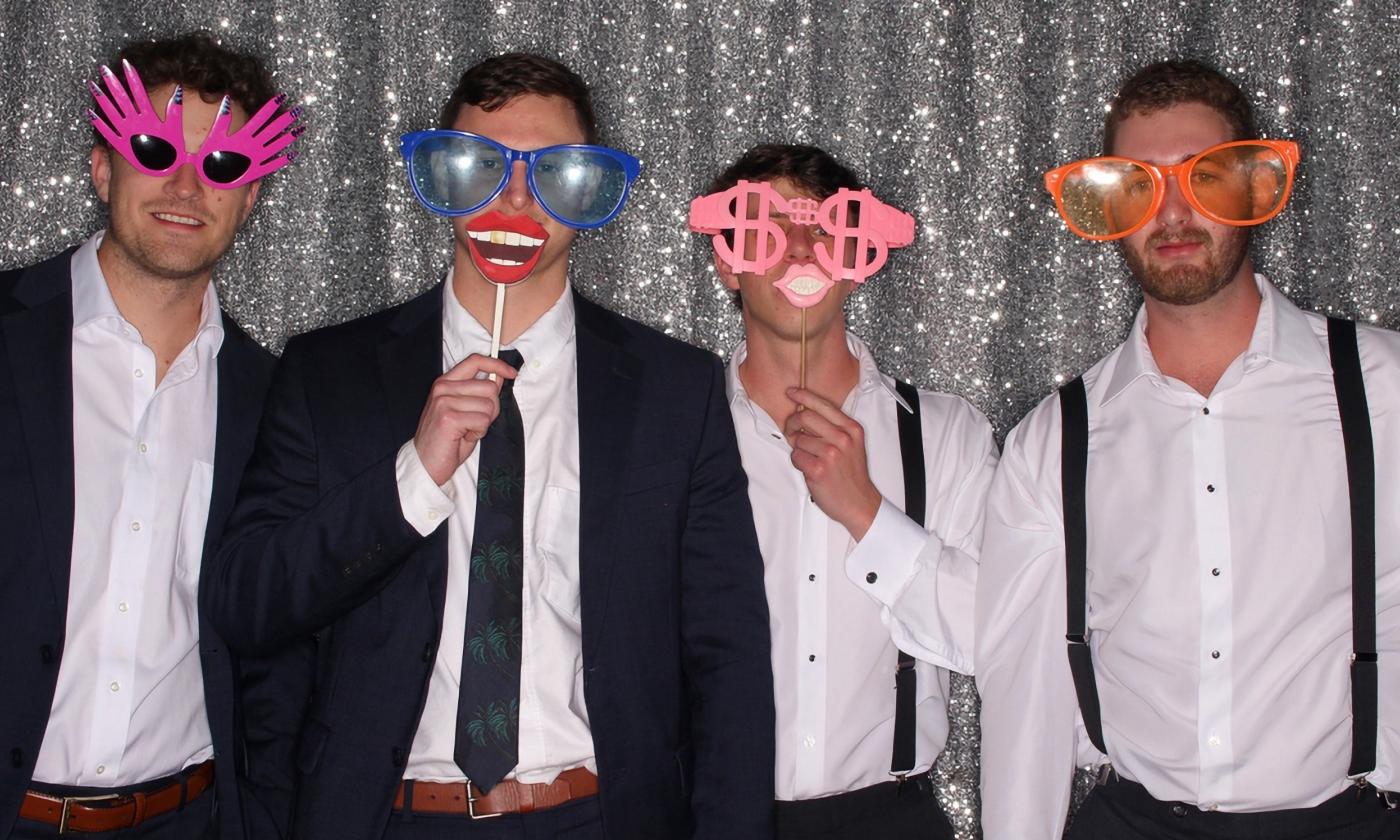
[205,53,775,840]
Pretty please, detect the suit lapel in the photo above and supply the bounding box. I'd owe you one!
[2,256,76,605]
[573,292,642,658]
[203,327,270,560]
[378,285,451,614]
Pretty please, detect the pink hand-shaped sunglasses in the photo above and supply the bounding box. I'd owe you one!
[89,59,303,189]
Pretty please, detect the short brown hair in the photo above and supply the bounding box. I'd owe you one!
[1103,60,1257,155]
[438,53,598,143]
[112,31,278,121]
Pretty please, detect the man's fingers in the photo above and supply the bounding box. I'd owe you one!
[784,408,839,441]
[785,387,850,427]
[440,352,519,385]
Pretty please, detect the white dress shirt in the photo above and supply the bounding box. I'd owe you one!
[727,334,997,800]
[396,277,594,783]
[976,275,1400,840]
[33,232,223,786]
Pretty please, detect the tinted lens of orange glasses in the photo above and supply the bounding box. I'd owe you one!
[1189,143,1290,223]
[1057,159,1155,238]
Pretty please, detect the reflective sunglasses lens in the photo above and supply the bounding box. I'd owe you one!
[1058,160,1155,238]
[410,134,506,213]
[1192,144,1289,223]
[531,149,629,226]
[130,134,179,171]
[202,150,252,185]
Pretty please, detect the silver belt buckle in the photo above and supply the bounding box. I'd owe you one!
[466,781,502,820]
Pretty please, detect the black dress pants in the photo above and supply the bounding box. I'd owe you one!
[1067,777,1400,840]
[774,774,955,840]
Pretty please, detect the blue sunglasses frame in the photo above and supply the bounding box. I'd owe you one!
[399,129,642,229]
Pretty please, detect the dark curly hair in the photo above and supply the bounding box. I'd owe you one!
[438,52,597,143]
[1104,59,1257,155]
[106,31,278,123]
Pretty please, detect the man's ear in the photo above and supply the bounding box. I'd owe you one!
[238,180,261,225]
[713,251,741,291]
[91,145,112,204]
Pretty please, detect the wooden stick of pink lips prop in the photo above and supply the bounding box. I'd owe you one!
[688,180,917,392]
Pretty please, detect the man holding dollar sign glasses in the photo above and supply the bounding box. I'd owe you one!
[690,144,998,839]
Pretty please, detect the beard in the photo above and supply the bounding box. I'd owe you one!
[1121,225,1250,307]
[106,209,233,284]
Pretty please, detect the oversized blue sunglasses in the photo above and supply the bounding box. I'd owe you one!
[400,130,642,229]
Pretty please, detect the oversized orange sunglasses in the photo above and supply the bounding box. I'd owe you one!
[1044,139,1300,241]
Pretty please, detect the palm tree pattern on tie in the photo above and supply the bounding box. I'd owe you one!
[454,348,525,792]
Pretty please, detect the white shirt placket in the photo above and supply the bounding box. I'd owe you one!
[85,335,160,781]
[1192,391,1235,808]
[793,465,829,796]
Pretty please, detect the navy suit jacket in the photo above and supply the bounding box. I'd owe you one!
[205,284,775,840]
[0,248,276,838]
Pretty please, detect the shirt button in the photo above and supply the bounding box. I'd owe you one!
[96,764,106,775]
[1202,407,1211,415]
[427,510,439,521]
[130,521,141,532]
[808,574,816,581]
[1211,650,1221,659]
[138,442,148,454]
[117,601,128,613]
[1207,736,1221,747]
[802,735,816,749]
[133,368,144,378]
[1211,568,1221,577]
[808,654,816,662]
[109,681,120,693]
[866,572,878,584]
[1206,484,1216,493]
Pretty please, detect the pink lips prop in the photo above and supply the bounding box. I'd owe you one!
[772,263,836,309]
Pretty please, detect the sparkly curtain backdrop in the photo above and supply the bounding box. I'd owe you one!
[3,2,1398,837]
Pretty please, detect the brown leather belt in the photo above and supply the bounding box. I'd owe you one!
[18,759,215,833]
[394,767,598,819]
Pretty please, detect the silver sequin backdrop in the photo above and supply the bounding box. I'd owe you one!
[2,2,1397,837]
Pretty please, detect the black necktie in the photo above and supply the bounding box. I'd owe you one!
[454,348,525,791]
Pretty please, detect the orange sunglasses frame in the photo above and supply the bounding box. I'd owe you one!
[1043,139,1301,241]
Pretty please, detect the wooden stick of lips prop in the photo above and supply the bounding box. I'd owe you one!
[398,129,643,376]
[689,180,916,390]
[463,211,549,379]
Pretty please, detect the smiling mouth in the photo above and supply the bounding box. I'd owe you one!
[465,229,546,267]
[464,211,550,285]
[152,212,204,227]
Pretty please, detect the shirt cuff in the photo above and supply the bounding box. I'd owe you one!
[395,440,456,536]
[844,498,937,605]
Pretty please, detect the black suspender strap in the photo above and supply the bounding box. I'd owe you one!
[1058,376,1108,755]
[1059,319,1378,771]
[1327,317,1378,777]
[891,380,926,777]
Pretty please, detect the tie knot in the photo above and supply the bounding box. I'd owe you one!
[499,348,524,372]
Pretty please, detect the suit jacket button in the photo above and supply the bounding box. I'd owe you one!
[1171,804,1188,818]
[39,644,54,664]
[10,748,22,768]
[391,747,405,767]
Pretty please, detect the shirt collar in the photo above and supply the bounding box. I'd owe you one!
[725,331,911,412]
[1100,273,1329,406]
[440,267,575,374]
[70,229,225,350]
